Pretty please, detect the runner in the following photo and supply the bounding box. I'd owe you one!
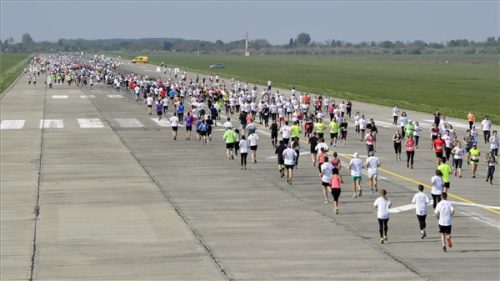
[155,99,163,121]
[197,119,208,144]
[223,127,236,159]
[364,131,376,156]
[467,110,475,130]
[270,119,278,147]
[283,143,298,185]
[329,118,340,146]
[280,121,291,146]
[340,118,348,145]
[481,116,492,144]
[275,140,286,178]
[392,105,400,125]
[405,135,416,169]
[431,169,443,209]
[309,132,319,167]
[248,131,259,164]
[331,152,342,173]
[358,115,367,141]
[485,150,497,185]
[177,102,185,124]
[467,142,480,178]
[393,130,403,161]
[169,114,179,140]
[365,151,381,194]
[451,141,465,177]
[434,192,455,252]
[239,135,249,169]
[320,156,334,204]
[413,121,422,148]
[146,94,154,115]
[314,119,327,140]
[412,185,430,239]
[292,139,301,168]
[185,112,194,141]
[373,189,391,244]
[329,168,343,215]
[349,152,363,198]
[290,121,301,142]
[490,130,499,157]
[433,134,445,164]
[438,157,452,193]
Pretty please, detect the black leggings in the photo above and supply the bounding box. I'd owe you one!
[378,218,389,238]
[417,214,427,230]
[331,188,341,202]
[487,166,495,182]
[240,153,247,167]
[415,135,420,147]
[432,194,441,209]
[406,151,414,166]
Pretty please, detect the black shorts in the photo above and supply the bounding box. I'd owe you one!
[278,159,284,165]
[432,135,438,141]
[453,159,463,169]
[271,132,278,139]
[443,182,450,188]
[186,126,192,131]
[321,181,330,187]
[435,152,443,158]
[330,133,338,139]
[439,224,452,234]
[285,164,294,170]
[157,111,162,115]
[172,126,178,132]
[250,145,258,151]
[226,143,233,149]
[148,105,153,108]
[200,131,207,136]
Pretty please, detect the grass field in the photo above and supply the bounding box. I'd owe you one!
[124,54,499,123]
[0,53,32,94]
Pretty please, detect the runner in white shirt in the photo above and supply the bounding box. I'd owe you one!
[248,132,259,164]
[320,156,334,204]
[430,169,444,209]
[283,145,298,185]
[392,105,400,125]
[223,117,233,129]
[481,116,492,144]
[239,135,249,169]
[365,151,381,194]
[412,185,430,239]
[349,152,364,197]
[434,192,455,252]
[373,189,391,244]
[280,121,292,145]
[169,115,179,140]
[489,130,498,157]
[146,95,154,115]
[451,142,465,177]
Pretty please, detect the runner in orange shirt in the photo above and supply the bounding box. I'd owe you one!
[467,110,475,130]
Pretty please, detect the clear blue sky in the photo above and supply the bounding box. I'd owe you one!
[1,0,498,44]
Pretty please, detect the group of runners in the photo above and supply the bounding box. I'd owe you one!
[36,54,496,252]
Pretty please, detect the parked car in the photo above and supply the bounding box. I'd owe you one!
[210,63,225,69]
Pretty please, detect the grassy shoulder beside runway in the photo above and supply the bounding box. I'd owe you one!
[120,53,499,123]
[0,53,33,94]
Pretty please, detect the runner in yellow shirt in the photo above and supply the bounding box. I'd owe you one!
[315,120,327,139]
[467,143,480,178]
[329,119,341,147]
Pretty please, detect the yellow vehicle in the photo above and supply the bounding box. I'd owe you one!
[132,56,149,64]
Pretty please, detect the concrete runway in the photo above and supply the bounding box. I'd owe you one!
[1,61,498,280]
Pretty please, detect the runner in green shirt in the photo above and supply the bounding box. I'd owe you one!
[223,128,236,159]
[438,157,452,192]
[291,121,302,141]
[315,120,327,139]
[329,120,341,146]
[404,121,415,138]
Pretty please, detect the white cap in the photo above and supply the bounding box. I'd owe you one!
[353,152,359,158]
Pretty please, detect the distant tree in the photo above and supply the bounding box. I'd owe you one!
[251,39,271,50]
[163,41,173,50]
[288,38,295,47]
[296,33,311,46]
[380,41,395,48]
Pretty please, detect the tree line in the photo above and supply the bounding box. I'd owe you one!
[1,33,499,56]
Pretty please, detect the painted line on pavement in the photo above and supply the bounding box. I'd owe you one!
[1,120,25,129]
[39,119,64,129]
[115,118,144,128]
[52,95,68,99]
[78,118,105,128]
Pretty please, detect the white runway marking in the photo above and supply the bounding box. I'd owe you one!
[107,94,123,98]
[115,118,144,128]
[40,119,64,128]
[78,118,105,128]
[423,119,468,130]
[150,118,171,127]
[267,151,311,159]
[52,95,68,99]
[375,121,395,128]
[80,95,96,99]
[1,120,25,129]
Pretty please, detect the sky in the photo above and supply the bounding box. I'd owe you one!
[1,0,498,44]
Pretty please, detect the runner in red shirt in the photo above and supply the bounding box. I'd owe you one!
[433,134,445,164]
